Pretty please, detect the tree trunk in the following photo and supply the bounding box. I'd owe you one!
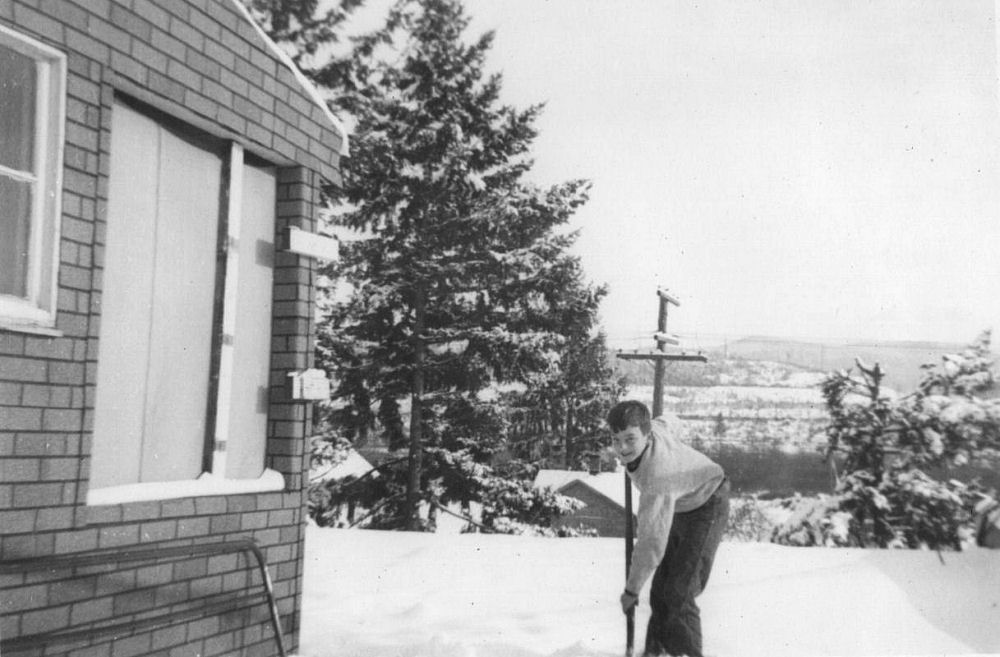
[550,403,566,467]
[407,281,427,530]
[564,401,575,468]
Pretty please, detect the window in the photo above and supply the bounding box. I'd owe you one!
[88,99,280,504]
[0,25,65,330]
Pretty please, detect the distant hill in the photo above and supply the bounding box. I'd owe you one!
[725,336,968,391]
[611,336,971,392]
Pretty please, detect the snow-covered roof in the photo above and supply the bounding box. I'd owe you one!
[533,469,639,509]
[229,0,349,156]
[311,447,375,483]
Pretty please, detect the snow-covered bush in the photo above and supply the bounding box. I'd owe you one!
[771,494,854,547]
[482,516,598,538]
[725,496,778,542]
[880,470,977,549]
[475,475,590,536]
[771,473,982,549]
[774,331,999,550]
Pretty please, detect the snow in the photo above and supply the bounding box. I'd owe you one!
[84,468,284,505]
[299,526,1000,657]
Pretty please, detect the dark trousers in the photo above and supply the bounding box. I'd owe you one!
[644,478,730,657]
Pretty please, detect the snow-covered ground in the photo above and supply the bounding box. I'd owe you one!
[299,526,1000,657]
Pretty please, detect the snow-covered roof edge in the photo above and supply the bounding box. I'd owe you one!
[558,479,628,513]
[534,469,639,510]
[229,0,349,156]
[311,446,376,483]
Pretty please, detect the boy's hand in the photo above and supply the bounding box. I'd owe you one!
[620,589,638,614]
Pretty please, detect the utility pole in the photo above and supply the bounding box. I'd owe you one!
[614,288,707,657]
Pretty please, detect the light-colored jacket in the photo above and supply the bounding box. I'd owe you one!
[625,416,725,594]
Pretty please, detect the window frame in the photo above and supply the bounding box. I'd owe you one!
[0,24,66,332]
[86,99,282,506]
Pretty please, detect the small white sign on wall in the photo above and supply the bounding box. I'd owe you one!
[284,226,339,261]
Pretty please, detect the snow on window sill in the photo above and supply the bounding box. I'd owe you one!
[86,469,285,506]
[0,321,63,337]
[0,299,61,336]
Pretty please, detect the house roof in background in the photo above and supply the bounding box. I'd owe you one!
[533,469,639,509]
[311,447,375,483]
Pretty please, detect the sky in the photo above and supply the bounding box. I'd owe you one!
[442,1,1000,349]
[299,525,1000,657]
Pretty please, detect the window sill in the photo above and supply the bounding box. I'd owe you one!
[86,469,285,506]
[0,317,63,337]
[0,294,59,333]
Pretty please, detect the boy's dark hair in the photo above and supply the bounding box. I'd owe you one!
[607,400,652,434]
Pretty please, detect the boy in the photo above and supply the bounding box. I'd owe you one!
[609,400,730,657]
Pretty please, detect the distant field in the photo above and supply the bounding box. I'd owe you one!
[612,336,973,392]
[623,381,833,493]
[708,447,838,497]
[627,384,827,447]
[624,381,1000,495]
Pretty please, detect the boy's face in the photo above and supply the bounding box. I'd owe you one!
[612,426,648,464]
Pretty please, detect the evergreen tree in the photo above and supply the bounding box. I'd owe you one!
[301,0,612,530]
[242,0,364,67]
[506,330,625,470]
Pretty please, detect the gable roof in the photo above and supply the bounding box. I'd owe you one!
[533,469,639,510]
[229,0,349,155]
[311,447,375,483]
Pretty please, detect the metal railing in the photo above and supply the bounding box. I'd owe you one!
[0,538,287,656]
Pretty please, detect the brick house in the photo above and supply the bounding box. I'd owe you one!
[1,1,345,655]
[533,470,638,537]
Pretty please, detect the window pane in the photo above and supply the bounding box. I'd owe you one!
[0,45,36,172]
[0,175,32,298]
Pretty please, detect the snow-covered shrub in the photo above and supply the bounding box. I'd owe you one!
[880,470,978,550]
[782,331,1000,550]
[725,496,777,542]
[476,476,588,536]
[771,494,854,547]
[976,493,1000,547]
[307,434,382,528]
[770,474,982,550]
[309,433,352,473]
[482,516,598,538]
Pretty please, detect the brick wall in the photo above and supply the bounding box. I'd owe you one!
[1,0,342,654]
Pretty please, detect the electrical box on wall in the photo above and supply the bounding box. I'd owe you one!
[287,368,331,401]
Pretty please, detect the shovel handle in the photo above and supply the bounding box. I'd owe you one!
[625,472,635,657]
[626,608,635,657]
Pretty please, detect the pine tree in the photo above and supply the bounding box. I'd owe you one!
[242,0,364,67]
[506,330,625,470]
[305,0,611,530]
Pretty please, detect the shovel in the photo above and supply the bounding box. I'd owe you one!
[625,472,635,657]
